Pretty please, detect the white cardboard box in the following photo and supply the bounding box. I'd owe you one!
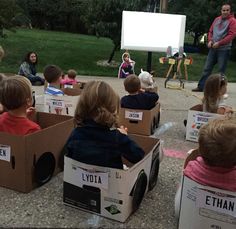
[178,176,236,229]
[63,135,160,222]
[186,110,223,142]
[35,94,79,116]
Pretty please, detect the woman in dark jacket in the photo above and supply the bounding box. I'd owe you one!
[18,51,44,85]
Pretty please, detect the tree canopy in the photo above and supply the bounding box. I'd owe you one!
[0,0,21,37]
[79,0,147,62]
[168,0,236,45]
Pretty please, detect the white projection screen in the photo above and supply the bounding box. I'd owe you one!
[121,11,186,52]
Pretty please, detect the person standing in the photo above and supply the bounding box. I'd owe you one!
[18,51,45,86]
[192,4,236,92]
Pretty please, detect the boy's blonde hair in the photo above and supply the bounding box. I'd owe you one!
[67,69,77,79]
[43,65,62,83]
[199,118,236,168]
[124,74,141,93]
[74,81,119,128]
[203,73,227,113]
[0,76,32,110]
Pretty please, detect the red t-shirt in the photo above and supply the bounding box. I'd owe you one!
[0,112,41,135]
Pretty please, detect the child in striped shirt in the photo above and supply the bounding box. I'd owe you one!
[44,65,64,96]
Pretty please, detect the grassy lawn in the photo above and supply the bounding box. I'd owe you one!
[0,28,235,82]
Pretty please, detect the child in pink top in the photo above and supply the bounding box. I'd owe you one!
[60,69,77,85]
[184,118,236,191]
[175,118,236,218]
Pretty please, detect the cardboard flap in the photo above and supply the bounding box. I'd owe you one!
[63,88,82,96]
[36,112,74,129]
[183,149,200,169]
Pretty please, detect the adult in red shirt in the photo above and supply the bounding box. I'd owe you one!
[192,4,236,92]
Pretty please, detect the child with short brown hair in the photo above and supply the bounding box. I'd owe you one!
[184,118,236,191]
[121,74,159,110]
[175,117,236,217]
[44,65,64,96]
[66,80,145,169]
[0,76,41,135]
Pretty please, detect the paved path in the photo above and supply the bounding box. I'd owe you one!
[0,76,235,228]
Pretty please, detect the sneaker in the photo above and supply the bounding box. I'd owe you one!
[192,87,203,92]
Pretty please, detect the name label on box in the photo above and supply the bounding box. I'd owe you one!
[195,114,211,124]
[76,167,108,190]
[0,145,11,162]
[125,111,143,121]
[64,84,73,89]
[196,188,236,218]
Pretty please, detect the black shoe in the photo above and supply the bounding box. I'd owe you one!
[192,87,203,92]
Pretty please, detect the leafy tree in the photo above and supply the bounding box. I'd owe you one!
[0,0,21,37]
[17,0,85,33]
[169,0,236,46]
[79,0,147,63]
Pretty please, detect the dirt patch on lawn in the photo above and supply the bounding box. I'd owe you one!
[96,60,120,68]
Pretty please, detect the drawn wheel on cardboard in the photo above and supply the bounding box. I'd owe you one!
[35,152,56,185]
[148,156,160,191]
[58,145,68,170]
[131,170,147,212]
[155,112,160,128]
[151,117,156,135]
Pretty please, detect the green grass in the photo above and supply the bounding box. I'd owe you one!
[0,28,235,82]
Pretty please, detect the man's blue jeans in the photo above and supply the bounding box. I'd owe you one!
[198,48,230,90]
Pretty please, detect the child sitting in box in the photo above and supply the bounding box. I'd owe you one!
[121,74,159,110]
[60,69,77,86]
[44,65,64,96]
[202,73,233,115]
[175,117,236,217]
[0,76,41,135]
[66,80,145,169]
[184,118,236,190]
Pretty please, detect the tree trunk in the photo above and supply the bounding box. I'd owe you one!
[0,25,4,37]
[193,33,200,46]
[107,43,119,63]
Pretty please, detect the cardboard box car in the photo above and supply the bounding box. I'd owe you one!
[35,94,79,116]
[177,150,236,229]
[119,103,161,136]
[178,176,236,228]
[60,81,87,90]
[186,110,223,142]
[0,112,74,193]
[63,135,160,222]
